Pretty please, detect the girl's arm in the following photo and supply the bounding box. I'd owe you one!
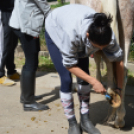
[67,66,106,94]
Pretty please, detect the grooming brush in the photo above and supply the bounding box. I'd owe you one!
[105,92,121,108]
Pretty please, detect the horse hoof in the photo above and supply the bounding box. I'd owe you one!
[114,120,125,128]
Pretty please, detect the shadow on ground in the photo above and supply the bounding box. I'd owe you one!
[38,86,60,104]
[38,83,77,104]
[89,95,134,132]
[36,71,49,78]
[37,87,134,132]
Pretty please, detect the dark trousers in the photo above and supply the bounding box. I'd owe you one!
[13,29,40,72]
[12,29,40,103]
[45,31,89,93]
[0,11,18,77]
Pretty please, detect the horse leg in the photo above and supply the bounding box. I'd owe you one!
[94,52,102,82]
[102,53,115,89]
[118,0,134,67]
[114,92,126,128]
[114,0,134,128]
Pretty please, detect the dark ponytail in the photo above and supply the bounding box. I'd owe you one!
[88,13,113,46]
[94,13,112,27]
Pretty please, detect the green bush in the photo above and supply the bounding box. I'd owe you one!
[57,0,65,4]
[128,33,134,62]
[51,1,69,9]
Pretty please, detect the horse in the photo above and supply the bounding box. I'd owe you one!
[70,0,134,128]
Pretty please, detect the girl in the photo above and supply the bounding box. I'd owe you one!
[45,4,124,134]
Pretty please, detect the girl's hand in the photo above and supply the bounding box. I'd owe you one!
[92,80,106,95]
[115,89,122,98]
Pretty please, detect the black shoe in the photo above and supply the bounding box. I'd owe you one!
[20,95,43,103]
[80,113,101,134]
[23,102,49,111]
[68,117,82,134]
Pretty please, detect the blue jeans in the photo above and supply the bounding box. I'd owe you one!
[45,31,89,93]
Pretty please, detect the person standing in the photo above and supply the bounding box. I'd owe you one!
[0,11,3,72]
[0,0,20,86]
[9,0,51,111]
[45,4,124,134]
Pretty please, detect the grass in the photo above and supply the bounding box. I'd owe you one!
[15,56,134,85]
[128,50,134,63]
[127,69,134,85]
[128,37,134,62]
[15,56,56,72]
[15,57,25,68]
[50,2,70,9]
[38,56,56,72]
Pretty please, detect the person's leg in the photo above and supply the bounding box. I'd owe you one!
[6,31,19,80]
[12,29,48,111]
[77,58,100,134]
[2,11,19,80]
[0,11,15,85]
[0,11,18,76]
[76,57,90,115]
[45,31,81,134]
[0,11,4,74]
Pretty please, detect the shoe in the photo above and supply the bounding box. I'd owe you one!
[23,102,49,111]
[20,95,43,103]
[8,72,20,80]
[68,117,82,134]
[80,113,101,134]
[0,76,15,86]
